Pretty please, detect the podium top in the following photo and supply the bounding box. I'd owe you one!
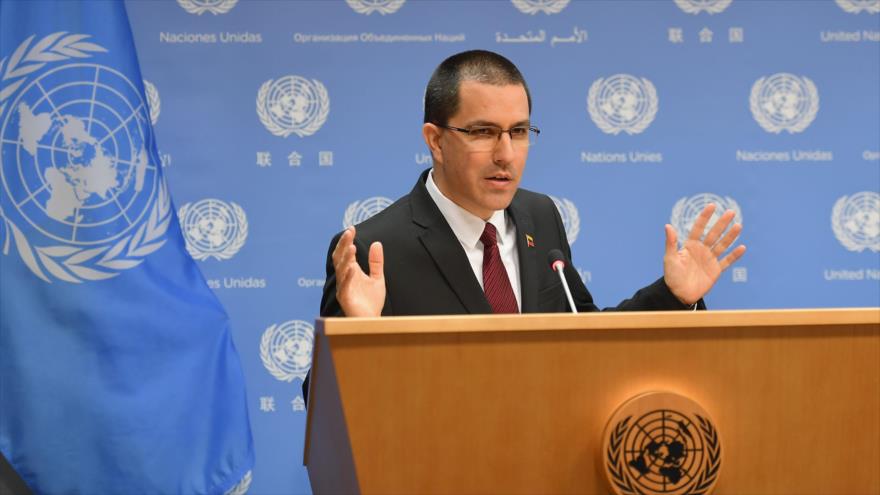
[317,307,880,336]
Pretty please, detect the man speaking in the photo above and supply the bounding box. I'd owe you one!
[320,49,745,319]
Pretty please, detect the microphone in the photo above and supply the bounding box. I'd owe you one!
[547,249,578,314]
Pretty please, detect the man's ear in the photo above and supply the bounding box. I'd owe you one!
[422,123,443,164]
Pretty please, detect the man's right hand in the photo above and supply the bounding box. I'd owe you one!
[332,226,386,317]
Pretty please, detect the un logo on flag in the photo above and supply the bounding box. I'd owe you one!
[673,0,733,15]
[346,0,406,15]
[588,74,658,135]
[260,320,314,382]
[510,0,570,15]
[750,73,819,134]
[257,75,329,138]
[343,196,393,228]
[550,195,580,245]
[671,193,742,247]
[0,33,171,283]
[832,192,880,253]
[178,199,248,261]
[835,0,880,14]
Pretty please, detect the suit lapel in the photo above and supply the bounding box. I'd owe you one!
[410,170,492,314]
[508,197,539,313]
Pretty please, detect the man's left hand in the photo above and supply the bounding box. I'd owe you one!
[663,204,747,306]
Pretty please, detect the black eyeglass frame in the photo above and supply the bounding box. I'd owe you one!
[435,123,541,142]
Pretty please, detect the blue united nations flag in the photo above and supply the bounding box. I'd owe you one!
[0,1,254,493]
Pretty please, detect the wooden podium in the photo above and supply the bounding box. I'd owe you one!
[304,309,880,494]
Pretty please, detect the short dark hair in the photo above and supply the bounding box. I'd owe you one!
[423,50,532,125]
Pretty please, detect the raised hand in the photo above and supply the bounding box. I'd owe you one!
[332,227,386,317]
[663,204,746,305]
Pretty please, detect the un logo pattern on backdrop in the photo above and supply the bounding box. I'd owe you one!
[343,196,392,229]
[835,0,880,14]
[178,199,247,261]
[832,192,880,253]
[346,0,406,15]
[177,0,238,15]
[0,33,171,283]
[260,320,314,382]
[671,194,742,247]
[511,0,570,15]
[588,75,658,135]
[257,75,329,138]
[750,73,818,134]
[550,195,580,245]
[673,0,733,15]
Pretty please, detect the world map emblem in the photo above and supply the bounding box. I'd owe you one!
[0,33,171,283]
[510,0,570,15]
[176,0,238,15]
[750,73,819,134]
[603,392,722,495]
[178,198,247,261]
[673,0,733,15]
[257,75,329,138]
[345,0,406,15]
[832,191,880,253]
[343,196,393,228]
[550,195,580,245]
[835,0,880,14]
[588,74,659,135]
[260,320,314,382]
[671,193,742,248]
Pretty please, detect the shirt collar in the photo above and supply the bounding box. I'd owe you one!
[426,170,509,249]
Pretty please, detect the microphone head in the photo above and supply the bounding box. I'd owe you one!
[547,249,566,271]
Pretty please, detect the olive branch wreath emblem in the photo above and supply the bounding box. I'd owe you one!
[606,413,721,495]
[256,77,329,138]
[588,76,658,136]
[0,32,171,283]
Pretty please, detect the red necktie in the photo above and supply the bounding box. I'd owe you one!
[480,223,519,314]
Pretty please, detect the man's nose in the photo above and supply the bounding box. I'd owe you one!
[492,132,515,164]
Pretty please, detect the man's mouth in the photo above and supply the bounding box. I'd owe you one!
[486,175,511,182]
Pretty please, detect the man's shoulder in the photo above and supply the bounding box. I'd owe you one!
[512,187,555,211]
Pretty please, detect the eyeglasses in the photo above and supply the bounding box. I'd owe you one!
[436,123,540,152]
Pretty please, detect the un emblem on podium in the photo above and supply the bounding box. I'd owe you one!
[603,392,722,495]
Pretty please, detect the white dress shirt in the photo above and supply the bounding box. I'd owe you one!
[426,170,522,311]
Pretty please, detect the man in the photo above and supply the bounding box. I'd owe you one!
[321,49,745,318]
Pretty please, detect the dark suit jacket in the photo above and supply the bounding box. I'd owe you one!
[320,169,699,317]
[306,169,702,401]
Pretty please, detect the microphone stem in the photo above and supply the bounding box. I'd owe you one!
[554,266,578,314]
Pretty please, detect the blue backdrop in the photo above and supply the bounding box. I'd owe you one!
[124,1,879,493]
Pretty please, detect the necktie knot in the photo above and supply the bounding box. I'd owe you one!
[480,222,498,247]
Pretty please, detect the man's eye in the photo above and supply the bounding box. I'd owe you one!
[469,127,496,137]
[510,127,529,137]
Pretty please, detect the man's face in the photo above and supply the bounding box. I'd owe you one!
[425,80,530,220]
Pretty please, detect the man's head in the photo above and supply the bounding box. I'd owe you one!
[422,50,533,221]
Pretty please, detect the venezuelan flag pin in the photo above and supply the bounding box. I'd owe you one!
[526,234,535,248]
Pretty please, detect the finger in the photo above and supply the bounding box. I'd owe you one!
[368,241,384,281]
[332,227,356,267]
[687,204,717,242]
[664,224,678,258]
[712,222,742,256]
[703,209,735,247]
[718,245,747,271]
